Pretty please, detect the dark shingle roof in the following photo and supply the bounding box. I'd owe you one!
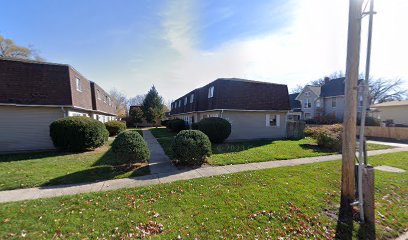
[320,77,346,97]
[289,93,301,109]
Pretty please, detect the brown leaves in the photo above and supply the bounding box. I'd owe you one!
[135,221,164,238]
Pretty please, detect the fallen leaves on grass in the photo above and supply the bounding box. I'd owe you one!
[135,221,164,238]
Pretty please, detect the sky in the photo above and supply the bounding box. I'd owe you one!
[1,0,408,102]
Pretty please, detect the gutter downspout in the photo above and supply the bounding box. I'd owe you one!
[61,107,67,117]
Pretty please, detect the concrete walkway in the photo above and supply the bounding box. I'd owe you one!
[367,140,408,148]
[1,146,407,203]
[143,129,178,174]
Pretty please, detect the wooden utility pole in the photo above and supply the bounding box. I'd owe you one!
[339,0,363,222]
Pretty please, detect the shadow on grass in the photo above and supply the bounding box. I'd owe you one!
[212,140,273,154]
[299,143,335,154]
[41,148,150,188]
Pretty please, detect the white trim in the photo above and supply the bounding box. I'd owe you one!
[170,108,289,117]
[0,103,117,116]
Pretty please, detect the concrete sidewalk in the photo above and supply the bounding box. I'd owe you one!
[1,146,407,203]
[367,140,408,148]
[143,129,178,174]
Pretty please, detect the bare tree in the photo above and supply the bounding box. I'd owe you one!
[0,35,43,60]
[290,84,304,94]
[369,78,407,104]
[109,88,128,118]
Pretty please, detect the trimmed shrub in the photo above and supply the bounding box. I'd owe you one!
[308,124,343,152]
[171,130,212,166]
[105,121,126,136]
[50,116,109,151]
[111,131,150,164]
[197,117,231,143]
[167,119,186,132]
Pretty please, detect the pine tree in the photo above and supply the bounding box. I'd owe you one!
[142,86,164,125]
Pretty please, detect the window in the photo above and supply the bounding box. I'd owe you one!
[208,86,214,98]
[104,95,108,103]
[332,97,337,108]
[190,94,194,103]
[305,91,310,96]
[178,101,181,107]
[184,97,188,105]
[359,95,363,106]
[316,99,321,108]
[75,78,82,91]
[97,89,101,100]
[266,114,280,127]
[304,98,311,108]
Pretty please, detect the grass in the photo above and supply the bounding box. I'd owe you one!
[150,128,392,165]
[0,136,149,191]
[0,152,406,239]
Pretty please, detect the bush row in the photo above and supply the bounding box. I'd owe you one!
[171,130,212,166]
[166,117,231,143]
[105,121,127,136]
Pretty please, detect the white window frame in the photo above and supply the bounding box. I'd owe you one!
[184,97,187,105]
[104,95,107,103]
[304,98,311,108]
[332,97,337,108]
[97,89,101,100]
[316,99,321,108]
[266,114,280,127]
[208,86,214,98]
[190,94,194,103]
[75,77,82,92]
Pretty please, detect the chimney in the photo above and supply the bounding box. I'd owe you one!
[324,77,330,85]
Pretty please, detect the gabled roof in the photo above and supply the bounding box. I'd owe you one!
[371,100,408,108]
[320,77,346,97]
[308,86,321,96]
[289,93,301,109]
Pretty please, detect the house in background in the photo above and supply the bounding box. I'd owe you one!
[0,58,117,152]
[287,93,302,121]
[370,100,408,126]
[170,78,291,141]
[295,77,363,121]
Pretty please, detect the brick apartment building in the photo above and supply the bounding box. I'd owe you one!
[170,78,291,141]
[0,58,117,152]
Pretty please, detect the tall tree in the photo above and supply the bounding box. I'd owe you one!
[109,88,128,118]
[142,86,164,125]
[0,35,43,60]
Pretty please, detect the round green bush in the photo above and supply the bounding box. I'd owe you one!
[191,122,199,130]
[171,130,212,166]
[50,116,109,151]
[105,121,126,136]
[161,120,169,127]
[111,131,150,164]
[167,119,186,132]
[197,117,231,143]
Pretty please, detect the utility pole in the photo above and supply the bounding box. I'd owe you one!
[339,0,363,223]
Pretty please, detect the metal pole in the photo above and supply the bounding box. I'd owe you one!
[340,0,363,223]
[358,0,375,223]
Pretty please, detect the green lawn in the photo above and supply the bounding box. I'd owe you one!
[0,136,149,191]
[150,128,392,165]
[0,152,406,239]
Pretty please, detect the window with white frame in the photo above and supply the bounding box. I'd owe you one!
[184,97,187,105]
[316,99,321,108]
[97,89,101,100]
[304,98,311,108]
[332,97,337,108]
[208,86,214,98]
[266,114,280,127]
[190,94,194,103]
[359,95,363,106]
[76,78,82,92]
[305,91,310,96]
[178,101,181,107]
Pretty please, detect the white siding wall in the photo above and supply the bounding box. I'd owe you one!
[0,106,64,152]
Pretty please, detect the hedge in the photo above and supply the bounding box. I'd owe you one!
[111,131,150,165]
[197,117,231,143]
[50,116,108,151]
[171,130,212,166]
[105,121,127,136]
[306,124,343,152]
[167,119,186,132]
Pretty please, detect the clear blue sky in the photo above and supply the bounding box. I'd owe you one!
[1,0,407,101]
